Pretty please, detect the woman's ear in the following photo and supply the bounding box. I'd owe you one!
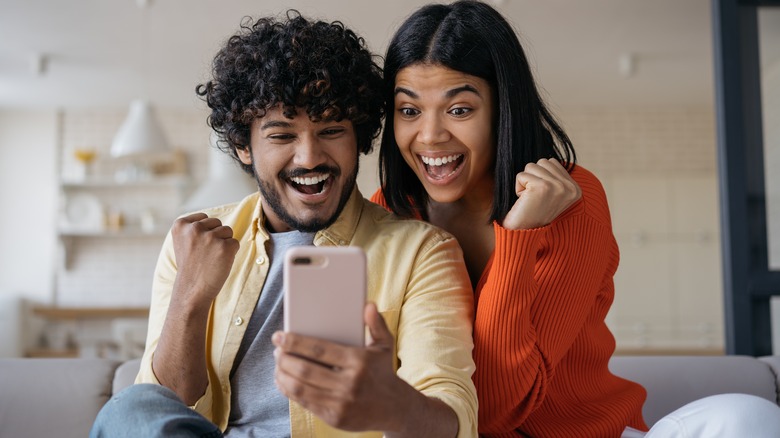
[236,147,252,165]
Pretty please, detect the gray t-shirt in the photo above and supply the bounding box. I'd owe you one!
[225,230,315,438]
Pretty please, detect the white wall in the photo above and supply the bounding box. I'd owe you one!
[559,106,723,351]
[0,110,58,304]
[0,110,59,356]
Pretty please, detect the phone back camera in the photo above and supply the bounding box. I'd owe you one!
[292,257,312,265]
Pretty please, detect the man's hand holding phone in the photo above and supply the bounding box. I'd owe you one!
[272,303,420,434]
[277,246,408,429]
[276,246,459,437]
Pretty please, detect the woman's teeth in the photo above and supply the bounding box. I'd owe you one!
[290,174,330,186]
[420,154,462,166]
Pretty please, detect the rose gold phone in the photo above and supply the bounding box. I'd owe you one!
[283,246,366,347]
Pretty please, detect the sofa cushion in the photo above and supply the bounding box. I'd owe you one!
[609,355,778,426]
[0,358,120,438]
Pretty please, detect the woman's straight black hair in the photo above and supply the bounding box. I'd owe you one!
[379,0,576,222]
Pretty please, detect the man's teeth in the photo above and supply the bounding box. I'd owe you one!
[420,154,462,166]
[291,174,330,185]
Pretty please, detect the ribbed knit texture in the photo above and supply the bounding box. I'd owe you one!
[371,166,648,437]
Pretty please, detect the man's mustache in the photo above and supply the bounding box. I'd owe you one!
[282,165,340,179]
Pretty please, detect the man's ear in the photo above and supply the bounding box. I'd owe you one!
[236,147,252,165]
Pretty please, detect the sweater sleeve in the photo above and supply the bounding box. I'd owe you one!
[474,170,620,434]
[369,188,389,209]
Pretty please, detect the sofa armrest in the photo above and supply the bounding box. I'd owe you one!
[113,358,141,394]
[759,356,780,404]
[609,355,778,426]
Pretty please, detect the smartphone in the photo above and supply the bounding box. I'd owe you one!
[283,246,366,347]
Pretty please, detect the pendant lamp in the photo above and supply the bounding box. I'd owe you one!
[111,99,171,181]
[111,99,170,158]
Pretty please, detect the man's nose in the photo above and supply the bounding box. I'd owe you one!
[293,136,327,169]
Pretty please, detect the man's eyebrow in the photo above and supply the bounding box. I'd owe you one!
[259,120,292,130]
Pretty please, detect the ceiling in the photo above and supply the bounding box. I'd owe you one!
[0,0,778,111]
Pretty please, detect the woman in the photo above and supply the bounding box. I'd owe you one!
[372,1,780,437]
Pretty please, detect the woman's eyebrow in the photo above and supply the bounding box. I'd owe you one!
[445,84,480,98]
[394,86,418,99]
[394,84,481,99]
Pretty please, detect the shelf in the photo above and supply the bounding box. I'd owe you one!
[29,307,149,359]
[58,227,168,237]
[32,306,149,320]
[61,175,190,189]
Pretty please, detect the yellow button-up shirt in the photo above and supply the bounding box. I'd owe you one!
[137,188,478,437]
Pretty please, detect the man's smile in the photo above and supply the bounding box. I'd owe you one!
[288,173,331,195]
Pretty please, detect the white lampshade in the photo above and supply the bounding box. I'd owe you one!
[111,99,170,157]
[181,132,257,212]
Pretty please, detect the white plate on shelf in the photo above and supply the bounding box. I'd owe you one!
[61,193,105,232]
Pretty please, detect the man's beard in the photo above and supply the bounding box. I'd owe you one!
[253,160,359,233]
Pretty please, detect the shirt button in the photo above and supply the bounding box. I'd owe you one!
[234,316,243,326]
[255,256,266,265]
[339,240,347,245]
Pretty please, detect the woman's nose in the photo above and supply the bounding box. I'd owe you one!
[417,114,450,146]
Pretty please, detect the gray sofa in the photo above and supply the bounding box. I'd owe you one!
[1,355,779,437]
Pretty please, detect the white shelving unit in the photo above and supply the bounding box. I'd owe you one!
[57,175,190,269]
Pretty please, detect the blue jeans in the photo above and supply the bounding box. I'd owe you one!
[89,384,222,438]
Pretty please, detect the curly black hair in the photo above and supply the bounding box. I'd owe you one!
[196,10,385,175]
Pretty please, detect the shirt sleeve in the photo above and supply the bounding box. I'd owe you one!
[394,232,479,438]
[134,230,215,416]
[473,176,620,434]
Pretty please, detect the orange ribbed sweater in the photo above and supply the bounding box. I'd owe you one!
[371,166,647,437]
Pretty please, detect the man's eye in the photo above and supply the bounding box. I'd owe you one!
[269,134,294,141]
[321,128,344,136]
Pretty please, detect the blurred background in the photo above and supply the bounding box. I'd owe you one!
[0,0,778,359]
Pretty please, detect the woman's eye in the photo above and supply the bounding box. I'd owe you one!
[449,107,471,117]
[398,107,419,118]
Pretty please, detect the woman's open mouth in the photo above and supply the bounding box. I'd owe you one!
[419,153,464,181]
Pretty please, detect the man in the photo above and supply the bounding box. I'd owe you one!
[90,11,477,438]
